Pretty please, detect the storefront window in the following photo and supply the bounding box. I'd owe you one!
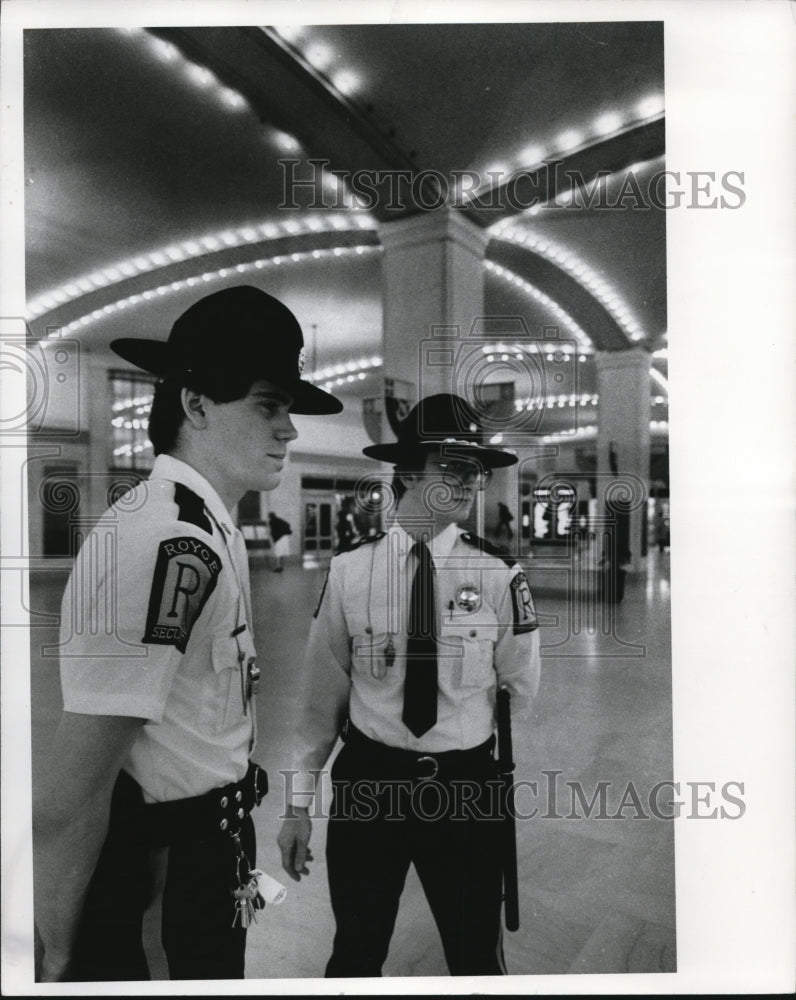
[109,370,156,470]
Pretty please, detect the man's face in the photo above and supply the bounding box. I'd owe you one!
[203,379,298,494]
[412,449,491,525]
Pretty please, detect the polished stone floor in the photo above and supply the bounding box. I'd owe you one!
[29,544,675,982]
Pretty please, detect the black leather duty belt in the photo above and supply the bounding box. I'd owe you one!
[118,762,269,844]
[341,722,495,782]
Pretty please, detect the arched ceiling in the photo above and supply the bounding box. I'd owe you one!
[23,21,668,429]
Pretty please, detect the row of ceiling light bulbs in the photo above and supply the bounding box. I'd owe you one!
[39,242,630,362]
[269,27,664,182]
[484,262,592,350]
[114,425,670,455]
[517,395,598,410]
[44,246,380,338]
[29,214,375,319]
[310,356,382,383]
[111,393,152,413]
[113,421,670,453]
[120,27,373,212]
[131,26,665,207]
[514,392,668,411]
[111,382,666,422]
[124,29,306,154]
[113,441,152,457]
[480,343,589,362]
[483,96,663,184]
[272,25,361,96]
[539,419,668,445]
[30,209,639,342]
[134,24,665,172]
[112,424,670,456]
[491,228,645,342]
[110,382,668,419]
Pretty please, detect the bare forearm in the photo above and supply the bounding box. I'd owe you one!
[33,807,111,980]
[31,711,143,981]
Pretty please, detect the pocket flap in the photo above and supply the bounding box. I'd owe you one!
[440,613,499,645]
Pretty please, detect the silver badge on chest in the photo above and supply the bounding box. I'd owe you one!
[455,583,481,613]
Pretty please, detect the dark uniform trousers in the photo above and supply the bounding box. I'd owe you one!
[325,727,506,978]
[69,768,262,982]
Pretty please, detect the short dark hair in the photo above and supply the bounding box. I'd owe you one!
[147,374,257,456]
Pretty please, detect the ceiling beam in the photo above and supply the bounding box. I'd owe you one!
[463,117,665,228]
[487,240,636,352]
[149,27,664,228]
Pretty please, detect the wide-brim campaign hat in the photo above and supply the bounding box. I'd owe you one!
[362,393,518,469]
[110,285,343,415]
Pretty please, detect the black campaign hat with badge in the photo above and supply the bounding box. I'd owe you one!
[362,392,518,469]
[110,285,343,415]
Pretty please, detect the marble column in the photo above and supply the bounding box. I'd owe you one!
[595,348,651,572]
[376,209,492,533]
[378,209,491,401]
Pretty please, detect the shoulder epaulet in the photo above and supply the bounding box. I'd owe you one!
[335,531,386,556]
[459,531,515,569]
[174,483,212,535]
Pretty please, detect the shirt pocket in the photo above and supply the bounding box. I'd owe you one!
[440,613,499,688]
[350,628,397,682]
[207,632,250,734]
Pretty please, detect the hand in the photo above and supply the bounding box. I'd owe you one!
[277,807,313,882]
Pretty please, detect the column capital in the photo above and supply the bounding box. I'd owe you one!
[377,208,491,256]
[594,347,652,374]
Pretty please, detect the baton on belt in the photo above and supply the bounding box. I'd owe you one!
[496,685,519,931]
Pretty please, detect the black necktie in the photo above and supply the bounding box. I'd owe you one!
[402,540,438,737]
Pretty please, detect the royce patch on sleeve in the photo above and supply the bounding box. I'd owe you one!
[143,537,222,652]
[510,571,538,635]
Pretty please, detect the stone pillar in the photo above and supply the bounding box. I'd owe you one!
[378,209,491,400]
[595,349,651,572]
[375,210,492,533]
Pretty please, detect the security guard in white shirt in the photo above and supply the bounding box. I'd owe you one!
[278,393,541,977]
[33,286,343,982]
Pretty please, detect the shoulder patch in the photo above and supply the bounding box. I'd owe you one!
[459,531,514,569]
[510,571,538,635]
[143,536,222,652]
[174,483,212,535]
[336,531,386,555]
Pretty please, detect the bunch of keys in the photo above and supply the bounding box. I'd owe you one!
[232,869,265,929]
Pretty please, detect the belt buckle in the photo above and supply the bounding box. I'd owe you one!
[416,755,439,781]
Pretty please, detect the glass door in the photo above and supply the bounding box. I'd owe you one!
[302,491,334,568]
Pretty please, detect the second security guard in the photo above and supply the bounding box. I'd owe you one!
[278,393,541,977]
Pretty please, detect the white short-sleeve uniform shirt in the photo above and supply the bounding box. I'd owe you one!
[287,520,541,802]
[59,455,256,802]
